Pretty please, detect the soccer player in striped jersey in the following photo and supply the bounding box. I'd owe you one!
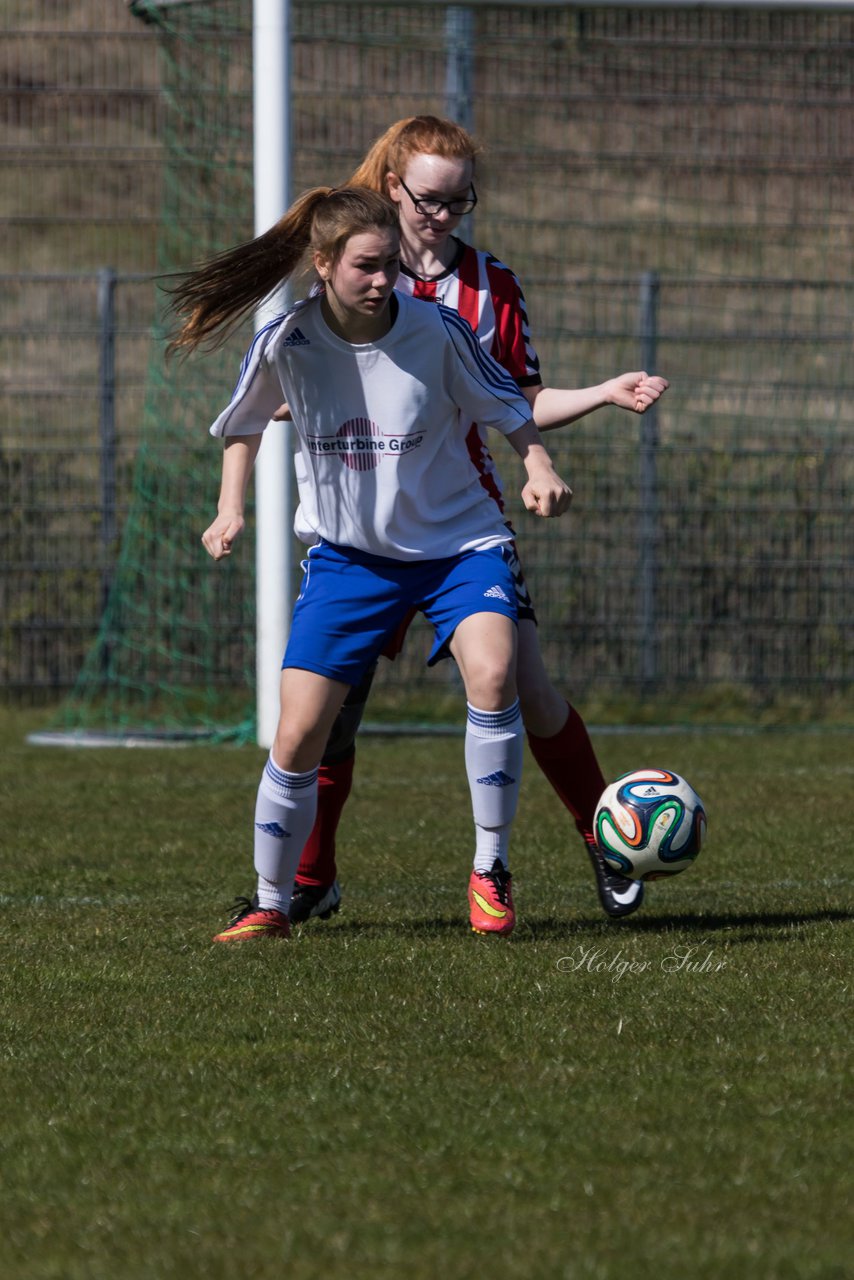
[281,118,668,928]
[169,186,571,941]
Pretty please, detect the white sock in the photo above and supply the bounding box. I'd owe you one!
[465,700,523,873]
[253,755,318,912]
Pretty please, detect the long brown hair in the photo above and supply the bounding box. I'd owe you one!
[166,186,399,355]
[347,115,481,193]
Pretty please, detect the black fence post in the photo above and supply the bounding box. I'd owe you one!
[445,6,474,130]
[98,268,117,621]
[445,6,475,242]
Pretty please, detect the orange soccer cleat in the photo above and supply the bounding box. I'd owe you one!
[468,860,515,937]
[213,896,291,943]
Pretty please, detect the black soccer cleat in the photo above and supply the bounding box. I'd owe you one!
[288,879,342,924]
[584,836,645,918]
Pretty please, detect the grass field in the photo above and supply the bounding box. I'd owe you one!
[1,709,851,1279]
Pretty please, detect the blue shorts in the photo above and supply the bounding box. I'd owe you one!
[283,540,518,685]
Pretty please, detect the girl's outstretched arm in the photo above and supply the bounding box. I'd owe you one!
[526,372,669,431]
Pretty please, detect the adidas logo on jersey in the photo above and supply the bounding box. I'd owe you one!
[483,584,510,602]
[282,327,310,347]
[476,770,516,787]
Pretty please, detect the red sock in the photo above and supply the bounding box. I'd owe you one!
[526,704,606,840]
[294,754,355,887]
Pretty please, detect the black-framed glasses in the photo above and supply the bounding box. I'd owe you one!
[397,176,477,218]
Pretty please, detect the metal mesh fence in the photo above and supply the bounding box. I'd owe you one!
[1,1,852,727]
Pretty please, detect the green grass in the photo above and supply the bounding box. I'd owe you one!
[1,710,851,1279]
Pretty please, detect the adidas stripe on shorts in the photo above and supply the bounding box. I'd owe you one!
[503,539,536,625]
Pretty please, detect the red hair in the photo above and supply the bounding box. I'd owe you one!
[347,115,481,193]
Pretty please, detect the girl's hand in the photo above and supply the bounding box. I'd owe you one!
[202,511,245,560]
[607,372,669,413]
[521,470,573,518]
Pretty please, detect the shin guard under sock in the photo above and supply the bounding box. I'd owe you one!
[253,756,319,911]
[526,703,606,839]
[293,754,355,888]
[465,700,524,872]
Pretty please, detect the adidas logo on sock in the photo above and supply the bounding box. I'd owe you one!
[477,770,516,787]
[283,327,310,347]
[255,821,291,838]
[483,584,510,602]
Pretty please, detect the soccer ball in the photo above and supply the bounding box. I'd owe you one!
[594,768,707,882]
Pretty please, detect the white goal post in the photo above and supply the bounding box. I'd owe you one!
[253,0,292,749]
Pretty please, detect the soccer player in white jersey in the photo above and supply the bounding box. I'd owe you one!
[167,185,571,941]
[269,118,667,933]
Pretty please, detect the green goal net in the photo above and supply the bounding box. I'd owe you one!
[40,2,257,743]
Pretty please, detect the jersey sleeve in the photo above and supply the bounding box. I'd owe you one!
[438,306,534,437]
[208,317,286,438]
[486,255,542,389]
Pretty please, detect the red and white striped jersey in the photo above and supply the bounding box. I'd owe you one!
[396,237,542,511]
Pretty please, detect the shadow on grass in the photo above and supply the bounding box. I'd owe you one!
[594,908,853,941]
[295,908,853,944]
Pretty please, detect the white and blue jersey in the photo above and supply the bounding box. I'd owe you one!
[209,291,533,561]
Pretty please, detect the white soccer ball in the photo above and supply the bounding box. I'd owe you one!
[594,768,707,882]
